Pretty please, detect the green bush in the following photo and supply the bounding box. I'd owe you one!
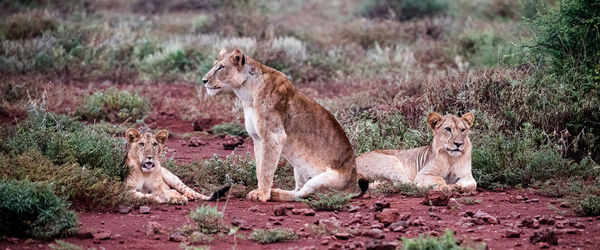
[300,191,352,211]
[576,194,600,216]
[0,180,78,239]
[359,0,448,21]
[401,230,463,250]
[78,87,150,123]
[374,182,433,197]
[455,31,521,67]
[190,205,224,234]
[0,10,57,40]
[210,122,248,137]
[249,229,298,244]
[5,109,127,178]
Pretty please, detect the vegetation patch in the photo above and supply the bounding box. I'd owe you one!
[78,87,150,123]
[249,229,298,244]
[190,205,224,234]
[401,230,464,250]
[299,191,352,211]
[374,182,433,198]
[210,122,248,138]
[0,180,78,239]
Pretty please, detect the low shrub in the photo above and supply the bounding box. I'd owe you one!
[210,122,248,137]
[189,205,224,234]
[78,87,150,123]
[49,240,83,250]
[575,194,600,216]
[249,229,298,244]
[0,179,78,239]
[300,191,352,211]
[401,230,463,250]
[359,0,449,21]
[0,10,57,40]
[374,182,433,198]
[454,31,521,67]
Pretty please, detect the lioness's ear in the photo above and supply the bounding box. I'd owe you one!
[125,128,141,143]
[427,112,443,130]
[462,112,474,128]
[155,130,169,144]
[230,48,245,70]
[219,48,227,57]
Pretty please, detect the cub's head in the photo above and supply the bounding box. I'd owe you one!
[201,48,247,96]
[125,128,168,173]
[427,112,474,157]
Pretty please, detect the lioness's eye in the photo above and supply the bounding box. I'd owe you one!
[445,127,451,132]
[139,143,144,147]
[153,143,158,147]
[461,128,466,133]
[217,65,224,71]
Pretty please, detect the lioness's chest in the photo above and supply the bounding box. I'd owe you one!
[243,106,260,139]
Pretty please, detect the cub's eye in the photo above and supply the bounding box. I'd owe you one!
[445,127,451,132]
[461,128,466,133]
[153,143,158,147]
[138,142,144,147]
[217,65,224,71]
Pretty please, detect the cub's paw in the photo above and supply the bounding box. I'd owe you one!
[247,189,270,203]
[168,194,188,205]
[184,191,209,201]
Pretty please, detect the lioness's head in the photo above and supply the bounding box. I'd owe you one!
[125,128,169,173]
[427,112,474,157]
[201,48,248,96]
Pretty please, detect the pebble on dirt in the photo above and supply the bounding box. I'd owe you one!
[274,204,287,216]
[530,228,558,245]
[504,229,521,238]
[118,205,132,214]
[169,232,186,242]
[139,206,151,214]
[365,239,398,250]
[422,190,449,206]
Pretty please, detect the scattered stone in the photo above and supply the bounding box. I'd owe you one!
[139,206,151,214]
[473,210,499,224]
[362,229,385,239]
[365,240,398,250]
[539,215,555,225]
[568,220,585,229]
[530,228,558,245]
[76,231,94,239]
[248,205,260,212]
[118,205,132,214]
[329,242,343,249]
[297,231,310,237]
[389,221,410,232]
[187,137,206,147]
[169,232,186,242]
[519,218,536,228]
[283,204,295,210]
[154,235,161,240]
[373,200,391,212]
[429,212,441,220]
[274,204,287,216]
[335,232,351,240]
[318,217,342,228]
[302,209,316,216]
[349,205,360,213]
[422,190,449,206]
[375,209,409,225]
[509,212,521,219]
[412,217,425,226]
[93,232,111,240]
[321,240,329,245]
[146,222,164,235]
[559,203,571,208]
[447,198,461,210]
[504,229,521,238]
[555,220,566,229]
[231,218,251,230]
[222,135,244,150]
[529,198,540,202]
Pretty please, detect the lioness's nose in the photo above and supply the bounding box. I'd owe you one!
[147,156,153,160]
[454,142,463,147]
[202,78,208,84]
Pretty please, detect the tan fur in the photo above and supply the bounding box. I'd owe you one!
[202,48,360,202]
[357,112,477,192]
[124,128,212,204]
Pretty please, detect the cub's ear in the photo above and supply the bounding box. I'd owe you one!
[462,112,475,128]
[219,47,227,57]
[125,128,141,143]
[230,48,245,70]
[155,130,169,144]
[427,112,443,130]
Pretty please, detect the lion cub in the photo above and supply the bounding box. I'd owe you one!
[125,128,227,204]
[357,112,477,192]
[201,48,367,202]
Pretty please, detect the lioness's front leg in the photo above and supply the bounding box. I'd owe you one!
[247,132,286,202]
[413,163,449,190]
[454,173,477,192]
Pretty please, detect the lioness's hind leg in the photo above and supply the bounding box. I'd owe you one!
[296,170,349,199]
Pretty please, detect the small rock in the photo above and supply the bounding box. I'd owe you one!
[389,221,410,232]
[365,240,398,250]
[329,242,343,249]
[248,205,260,212]
[473,210,499,224]
[283,204,295,210]
[529,198,540,202]
[139,206,151,214]
[539,215,555,225]
[231,217,251,230]
[154,235,161,240]
[93,232,111,240]
[335,232,351,240]
[302,209,316,216]
[537,242,550,249]
[374,209,409,225]
[568,220,585,229]
[274,204,287,216]
[504,229,521,238]
[555,220,567,229]
[222,135,244,150]
[447,198,461,210]
[187,137,206,147]
[146,222,164,235]
[422,190,449,206]
[321,240,329,245]
[530,228,558,245]
[169,232,186,242]
[349,205,360,213]
[76,231,94,239]
[559,202,571,208]
[509,212,521,219]
[118,205,132,214]
[374,200,391,212]
[362,229,385,239]
[318,217,342,228]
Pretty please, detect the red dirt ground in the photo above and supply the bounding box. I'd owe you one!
[2,82,600,249]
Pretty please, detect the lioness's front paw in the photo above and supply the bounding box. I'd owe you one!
[247,189,270,203]
[168,195,188,205]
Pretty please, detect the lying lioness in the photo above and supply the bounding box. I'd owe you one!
[357,112,477,192]
[125,128,228,204]
[201,48,367,202]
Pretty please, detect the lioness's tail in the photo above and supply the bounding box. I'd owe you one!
[352,177,369,198]
[207,184,231,201]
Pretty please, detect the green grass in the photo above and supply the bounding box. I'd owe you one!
[49,240,82,250]
[575,195,600,216]
[189,205,224,234]
[0,180,78,239]
[401,230,464,250]
[249,229,298,244]
[210,122,248,138]
[374,182,433,198]
[78,87,150,123]
[299,191,352,211]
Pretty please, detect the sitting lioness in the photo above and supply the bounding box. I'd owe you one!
[357,112,477,192]
[201,48,367,202]
[125,128,228,203]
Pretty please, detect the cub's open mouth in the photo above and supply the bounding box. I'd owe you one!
[142,162,154,169]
